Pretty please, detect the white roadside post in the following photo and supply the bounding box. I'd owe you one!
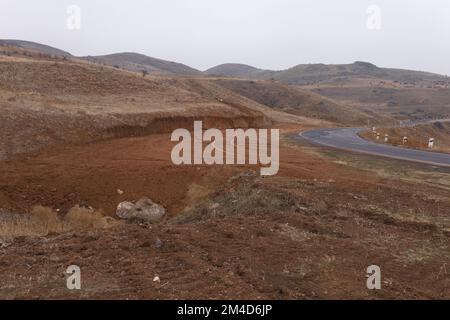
[403,137,408,144]
[376,133,380,140]
[428,138,435,149]
[384,134,389,143]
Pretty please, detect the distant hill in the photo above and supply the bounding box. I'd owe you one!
[271,61,446,84]
[205,63,273,78]
[1,39,445,81]
[0,39,72,57]
[0,40,200,75]
[83,52,201,75]
[204,61,446,85]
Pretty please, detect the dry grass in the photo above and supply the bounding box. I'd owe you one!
[30,205,61,234]
[361,121,450,153]
[171,172,305,224]
[0,205,117,240]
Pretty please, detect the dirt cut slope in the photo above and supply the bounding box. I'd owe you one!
[361,121,450,153]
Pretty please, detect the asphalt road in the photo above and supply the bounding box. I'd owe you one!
[300,128,450,167]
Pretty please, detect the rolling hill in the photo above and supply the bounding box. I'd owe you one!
[205,63,273,78]
[204,61,447,85]
[0,39,200,75]
[83,52,201,75]
[3,39,449,127]
[212,78,378,124]
[0,39,72,57]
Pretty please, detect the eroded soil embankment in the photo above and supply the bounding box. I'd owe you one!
[0,127,261,216]
[360,121,450,153]
[0,109,270,161]
[105,114,271,138]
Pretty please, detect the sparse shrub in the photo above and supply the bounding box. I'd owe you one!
[433,121,444,130]
[171,174,305,224]
[0,205,117,240]
[64,205,106,230]
[30,205,61,234]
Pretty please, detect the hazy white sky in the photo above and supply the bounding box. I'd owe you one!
[1,0,449,74]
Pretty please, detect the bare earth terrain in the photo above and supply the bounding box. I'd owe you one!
[0,43,449,299]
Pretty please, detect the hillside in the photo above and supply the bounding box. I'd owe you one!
[0,39,72,57]
[1,40,450,300]
[0,39,201,76]
[83,52,200,75]
[361,120,450,153]
[310,84,450,122]
[205,63,273,78]
[271,62,446,85]
[205,61,447,85]
[0,54,281,160]
[213,79,380,125]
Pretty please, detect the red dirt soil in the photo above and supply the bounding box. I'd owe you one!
[0,127,449,299]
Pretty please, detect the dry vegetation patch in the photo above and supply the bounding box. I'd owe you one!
[0,205,117,240]
[361,121,450,153]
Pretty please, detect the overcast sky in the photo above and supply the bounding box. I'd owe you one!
[1,0,449,74]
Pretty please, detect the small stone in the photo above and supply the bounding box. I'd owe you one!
[153,276,160,283]
[117,189,124,195]
[155,238,163,249]
[209,203,220,210]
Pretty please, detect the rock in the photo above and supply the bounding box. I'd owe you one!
[117,189,124,195]
[209,203,220,210]
[155,238,164,249]
[49,254,61,262]
[153,276,160,283]
[116,197,166,222]
[116,201,134,217]
[0,238,12,249]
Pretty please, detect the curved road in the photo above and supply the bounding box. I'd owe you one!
[300,128,450,167]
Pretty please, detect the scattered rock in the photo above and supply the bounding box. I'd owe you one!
[155,238,164,249]
[116,201,134,217]
[116,197,166,223]
[117,189,124,195]
[0,238,12,249]
[153,276,161,283]
[49,254,61,262]
[209,203,220,210]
